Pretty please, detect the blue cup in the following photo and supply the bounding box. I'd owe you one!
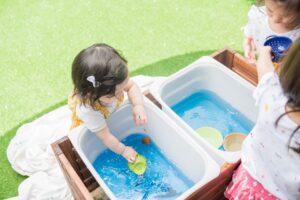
[264,36,292,62]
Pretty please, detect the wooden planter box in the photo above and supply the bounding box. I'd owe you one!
[51,48,258,200]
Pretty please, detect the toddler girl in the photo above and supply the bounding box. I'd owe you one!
[225,38,300,199]
[243,0,300,64]
[68,43,147,163]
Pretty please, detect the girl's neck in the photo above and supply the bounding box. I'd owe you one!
[285,105,300,125]
[268,18,292,34]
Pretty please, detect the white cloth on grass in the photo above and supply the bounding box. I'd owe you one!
[7,105,73,200]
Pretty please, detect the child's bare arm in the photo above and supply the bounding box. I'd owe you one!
[243,36,256,64]
[256,46,274,81]
[124,79,148,125]
[96,127,137,163]
[124,79,143,106]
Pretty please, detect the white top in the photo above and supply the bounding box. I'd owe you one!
[76,100,119,133]
[242,72,300,199]
[244,6,300,50]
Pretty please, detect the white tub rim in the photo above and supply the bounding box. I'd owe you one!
[69,99,220,199]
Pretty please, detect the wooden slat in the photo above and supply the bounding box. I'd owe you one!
[79,168,93,180]
[51,136,68,155]
[211,47,258,86]
[73,149,86,168]
[72,149,92,180]
[210,48,235,69]
[52,136,102,199]
[83,176,96,186]
[59,154,93,200]
[58,138,82,178]
[87,182,100,193]
[75,157,86,170]
[232,52,258,85]
[51,138,94,200]
[143,89,162,109]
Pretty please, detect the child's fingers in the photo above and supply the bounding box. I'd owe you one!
[138,114,148,125]
[244,46,251,58]
[133,113,140,125]
[133,111,148,125]
[124,147,137,163]
[128,156,136,163]
[251,39,256,51]
[141,115,148,124]
[135,115,141,125]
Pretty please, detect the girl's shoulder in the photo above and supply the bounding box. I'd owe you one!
[248,5,266,20]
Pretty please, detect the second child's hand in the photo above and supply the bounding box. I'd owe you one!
[247,37,256,65]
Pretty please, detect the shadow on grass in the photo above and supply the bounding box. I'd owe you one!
[0,49,216,199]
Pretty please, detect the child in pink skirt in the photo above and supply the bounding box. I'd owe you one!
[225,39,300,199]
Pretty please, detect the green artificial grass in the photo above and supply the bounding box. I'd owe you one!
[0,0,253,198]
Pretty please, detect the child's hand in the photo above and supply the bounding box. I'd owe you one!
[257,46,274,80]
[133,105,148,125]
[122,146,137,163]
[243,37,256,65]
[258,46,272,60]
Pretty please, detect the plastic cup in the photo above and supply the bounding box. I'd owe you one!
[196,127,223,149]
[223,132,247,152]
[264,36,292,62]
[128,154,147,175]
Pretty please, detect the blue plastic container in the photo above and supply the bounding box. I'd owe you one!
[264,36,292,62]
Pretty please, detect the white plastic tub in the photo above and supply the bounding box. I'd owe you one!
[69,100,220,200]
[150,56,258,165]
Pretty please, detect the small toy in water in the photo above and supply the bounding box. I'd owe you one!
[264,36,292,62]
[128,154,147,175]
[142,137,150,145]
[196,127,223,149]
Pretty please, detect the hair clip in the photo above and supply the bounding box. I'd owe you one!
[87,75,101,88]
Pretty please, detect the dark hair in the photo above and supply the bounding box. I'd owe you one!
[257,0,300,29]
[275,38,300,154]
[71,43,128,108]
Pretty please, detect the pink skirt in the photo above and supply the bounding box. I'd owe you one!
[224,165,278,200]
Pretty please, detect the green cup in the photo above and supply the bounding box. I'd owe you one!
[196,127,223,148]
[128,154,147,175]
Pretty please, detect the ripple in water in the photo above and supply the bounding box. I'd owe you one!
[93,134,194,200]
[171,90,254,150]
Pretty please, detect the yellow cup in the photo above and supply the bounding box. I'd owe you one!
[196,127,223,149]
[223,132,247,152]
[128,154,147,175]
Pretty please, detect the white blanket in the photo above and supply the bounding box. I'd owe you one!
[6,75,164,200]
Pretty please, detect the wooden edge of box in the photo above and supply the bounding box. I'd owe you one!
[143,89,162,109]
[211,47,258,86]
[51,137,93,200]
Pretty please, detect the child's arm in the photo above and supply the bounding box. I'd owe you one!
[96,127,137,163]
[124,79,148,125]
[243,36,256,64]
[256,46,274,81]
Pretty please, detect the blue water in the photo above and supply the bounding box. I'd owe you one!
[171,90,254,150]
[93,134,194,200]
